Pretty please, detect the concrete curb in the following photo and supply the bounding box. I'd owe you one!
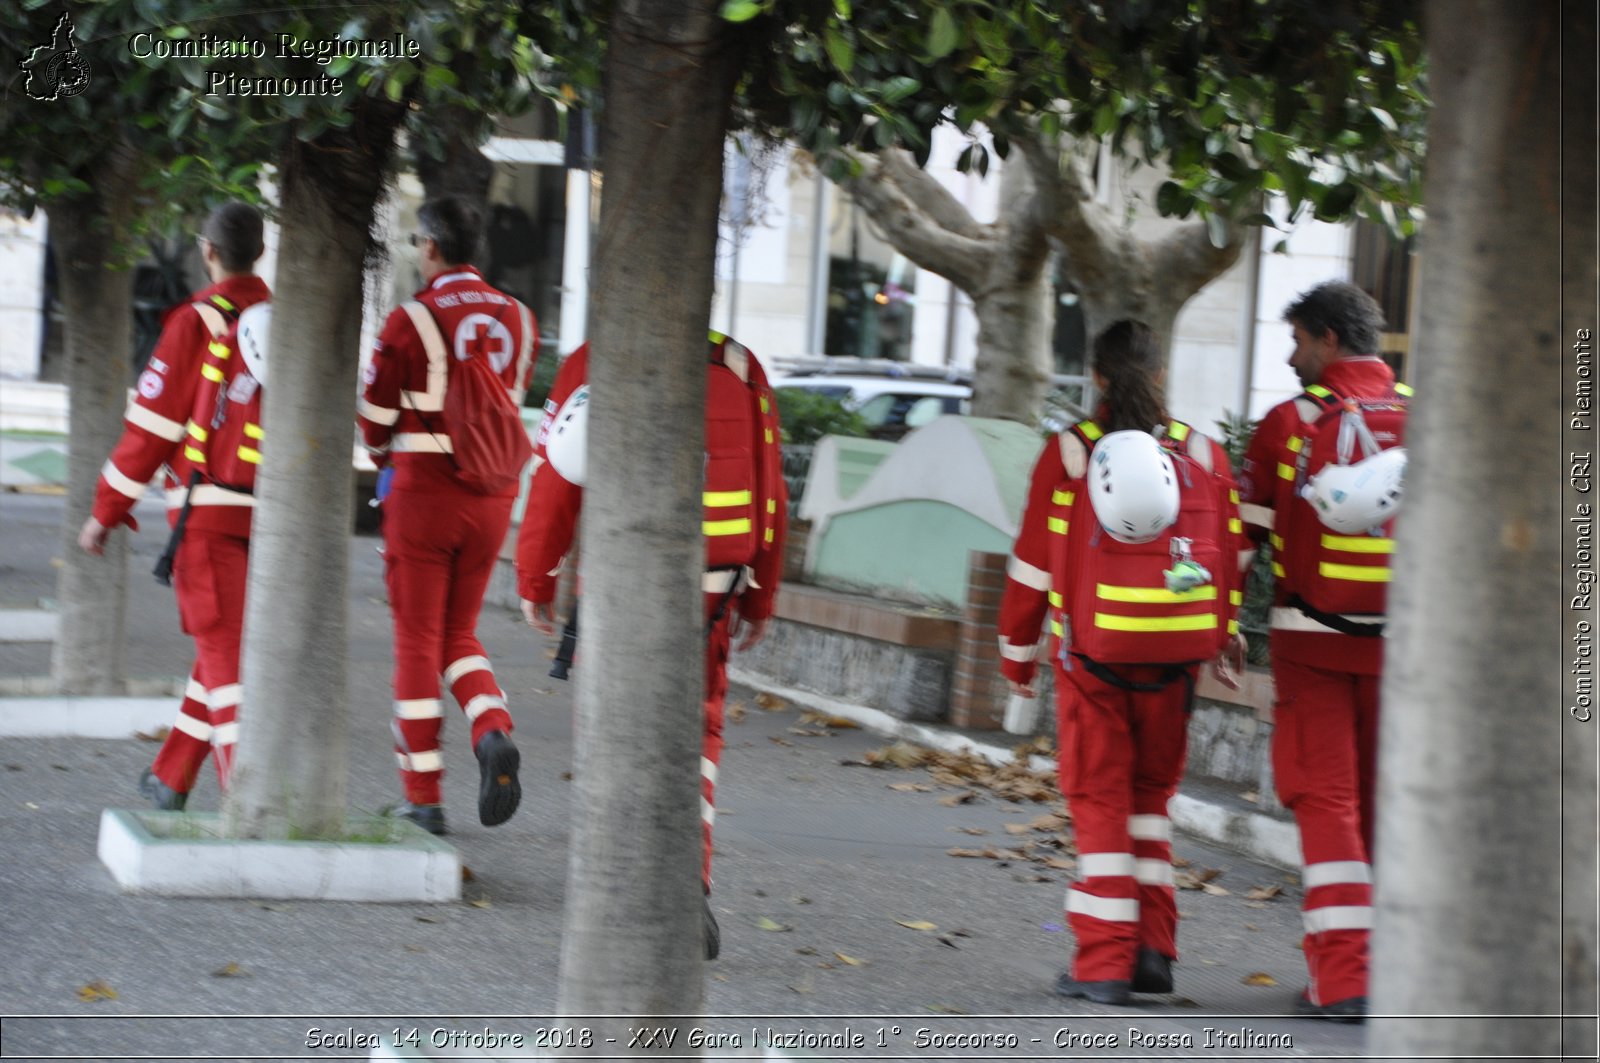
[727,667,1301,870]
[0,609,57,642]
[0,695,177,738]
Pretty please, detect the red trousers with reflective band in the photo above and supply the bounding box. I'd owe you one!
[383,487,516,805]
[1271,656,1379,1006]
[149,529,249,793]
[1055,660,1191,982]
[702,596,736,889]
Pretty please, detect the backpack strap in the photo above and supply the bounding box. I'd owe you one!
[1072,654,1200,711]
[398,300,448,412]
[191,295,239,340]
[1163,419,1214,473]
[509,300,536,404]
[1059,418,1101,480]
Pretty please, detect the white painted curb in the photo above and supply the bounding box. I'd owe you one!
[0,696,176,738]
[727,667,1300,870]
[98,810,462,902]
[0,610,57,642]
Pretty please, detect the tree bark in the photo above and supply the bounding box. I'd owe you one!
[555,0,739,1038]
[968,160,1052,421]
[1370,3,1576,1056]
[48,154,140,695]
[225,117,401,840]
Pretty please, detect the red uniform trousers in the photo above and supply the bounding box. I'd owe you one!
[1271,656,1380,1006]
[148,529,249,793]
[383,486,517,805]
[1055,660,1192,982]
[702,594,737,889]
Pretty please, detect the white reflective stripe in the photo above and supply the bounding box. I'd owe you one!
[1302,860,1374,890]
[700,756,718,785]
[1078,852,1136,878]
[357,398,400,425]
[165,484,254,508]
[463,693,505,721]
[701,796,716,825]
[1303,905,1374,934]
[395,698,444,720]
[397,750,445,773]
[399,301,447,412]
[391,433,453,454]
[211,722,240,747]
[1270,605,1385,633]
[1293,396,1324,423]
[101,460,149,500]
[1066,890,1140,923]
[191,302,228,338]
[998,637,1037,663]
[443,655,492,686]
[172,713,213,740]
[1006,554,1051,591]
[1127,814,1171,841]
[702,568,748,594]
[208,684,243,709]
[1239,502,1273,528]
[185,678,207,702]
[1135,859,1175,887]
[124,402,187,441]
[721,339,751,383]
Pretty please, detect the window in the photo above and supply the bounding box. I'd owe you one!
[825,197,915,361]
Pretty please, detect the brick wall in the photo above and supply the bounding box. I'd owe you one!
[949,550,1012,729]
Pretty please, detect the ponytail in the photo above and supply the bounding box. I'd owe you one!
[1093,320,1167,434]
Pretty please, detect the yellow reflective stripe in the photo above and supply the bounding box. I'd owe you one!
[1076,420,1103,441]
[1096,583,1218,604]
[208,341,230,359]
[1229,518,1242,533]
[201,364,224,382]
[1167,421,1190,442]
[1048,591,1064,608]
[1321,534,1394,554]
[1228,619,1240,635]
[1277,463,1296,480]
[1051,489,1074,506]
[1050,619,1064,637]
[186,421,208,443]
[237,446,262,465]
[1307,384,1333,398]
[1394,382,1413,396]
[764,528,774,544]
[707,329,726,344]
[184,446,206,463]
[209,295,236,312]
[1047,517,1069,535]
[703,489,752,508]
[766,498,776,514]
[1272,562,1286,577]
[1287,436,1303,454]
[1094,612,1218,632]
[1320,562,1391,582]
[1229,490,1240,503]
[243,423,264,440]
[759,395,769,413]
[764,429,774,444]
[1270,533,1285,551]
[704,518,753,536]
[1230,591,1244,608]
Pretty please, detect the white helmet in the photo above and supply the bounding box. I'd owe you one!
[1088,430,1180,544]
[545,384,589,485]
[1301,446,1407,534]
[235,303,271,385]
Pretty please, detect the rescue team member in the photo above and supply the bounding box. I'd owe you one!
[996,321,1244,1005]
[1237,282,1406,1023]
[357,196,539,836]
[516,334,787,959]
[79,202,270,809]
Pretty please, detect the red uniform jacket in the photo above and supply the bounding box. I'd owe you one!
[996,415,1242,689]
[92,275,270,539]
[1238,356,1400,674]
[357,267,538,496]
[515,338,788,623]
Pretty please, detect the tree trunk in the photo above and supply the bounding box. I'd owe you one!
[555,0,739,1039]
[968,161,1052,422]
[1370,3,1576,1056]
[225,120,400,839]
[49,173,138,694]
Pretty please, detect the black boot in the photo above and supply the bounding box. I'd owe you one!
[139,769,187,812]
[703,893,721,960]
[475,731,521,827]
[1295,992,1367,1024]
[393,802,448,836]
[1054,973,1131,1006]
[1131,947,1173,993]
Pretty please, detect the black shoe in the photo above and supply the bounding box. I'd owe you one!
[393,802,448,836]
[703,894,721,960]
[139,769,187,812]
[1131,947,1173,994]
[475,730,521,827]
[1295,992,1367,1024]
[1054,973,1132,1006]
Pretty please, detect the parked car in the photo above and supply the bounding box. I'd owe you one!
[770,360,971,441]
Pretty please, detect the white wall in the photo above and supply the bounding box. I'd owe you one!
[0,211,48,380]
[711,144,812,358]
[1248,201,1353,420]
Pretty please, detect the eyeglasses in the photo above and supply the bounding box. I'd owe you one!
[407,232,432,248]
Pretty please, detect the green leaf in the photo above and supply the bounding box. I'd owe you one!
[834,0,851,16]
[720,0,762,22]
[927,8,960,60]
[825,28,854,74]
[1205,212,1230,249]
[880,76,921,105]
[1369,106,1397,132]
[1314,181,1359,220]
[1155,181,1188,216]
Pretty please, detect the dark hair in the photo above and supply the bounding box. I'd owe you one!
[201,201,264,273]
[1284,281,1386,355]
[416,196,482,266]
[1093,320,1167,434]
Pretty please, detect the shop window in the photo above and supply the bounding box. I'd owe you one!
[824,197,914,361]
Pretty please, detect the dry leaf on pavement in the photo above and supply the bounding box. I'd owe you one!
[895,919,938,931]
[888,782,932,792]
[754,692,785,711]
[76,982,117,1002]
[954,826,988,835]
[756,917,791,932]
[799,709,860,729]
[727,702,747,724]
[834,952,863,966]
[211,963,247,978]
[1003,822,1033,835]
[946,848,990,859]
[1244,885,1283,901]
[937,791,978,807]
[468,899,491,909]
[1243,972,1278,987]
[1200,883,1231,896]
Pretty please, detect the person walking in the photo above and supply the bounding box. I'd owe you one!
[79,201,270,809]
[356,196,539,835]
[996,320,1244,1005]
[1237,281,1409,1023]
[515,333,787,959]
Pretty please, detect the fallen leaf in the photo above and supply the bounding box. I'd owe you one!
[946,848,990,859]
[76,981,117,1002]
[211,963,247,978]
[1172,855,1192,868]
[727,702,747,724]
[1243,972,1278,987]
[461,866,476,882]
[756,917,791,932]
[1174,996,1202,1008]
[949,928,972,937]
[1244,885,1283,901]
[888,782,932,792]
[1043,857,1077,871]
[895,919,938,931]
[560,771,573,781]
[798,709,859,729]
[754,692,785,711]
[468,899,491,909]
[935,936,960,948]
[1243,923,1260,931]
[1241,790,1260,804]
[926,1004,967,1015]
[1200,883,1231,896]
[1003,823,1033,835]
[1244,901,1267,909]
[415,916,437,923]
[834,952,863,966]
[1029,814,1068,831]
[954,827,988,835]
[133,728,169,743]
[787,727,831,737]
[768,736,793,747]
[791,896,812,905]
[795,946,819,956]
[937,791,978,807]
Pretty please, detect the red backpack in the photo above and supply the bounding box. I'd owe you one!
[1055,419,1232,667]
[403,300,533,495]
[1279,383,1410,626]
[703,333,783,571]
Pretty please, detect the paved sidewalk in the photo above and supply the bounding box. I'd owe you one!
[0,492,1363,1061]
